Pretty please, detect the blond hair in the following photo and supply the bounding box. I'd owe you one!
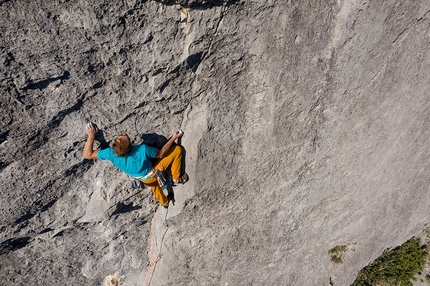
[112,137,131,156]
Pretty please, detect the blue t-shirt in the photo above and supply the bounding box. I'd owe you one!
[97,144,158,177]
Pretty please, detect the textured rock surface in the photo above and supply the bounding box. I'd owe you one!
[1,0,430,285]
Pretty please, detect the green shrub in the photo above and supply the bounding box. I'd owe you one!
[352,237,428,286]
[328,245,348,264]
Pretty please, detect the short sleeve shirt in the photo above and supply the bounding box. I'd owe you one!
[97,144,158,177]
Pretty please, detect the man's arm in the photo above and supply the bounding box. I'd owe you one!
[83,123,99,160]
[154,130,183,159]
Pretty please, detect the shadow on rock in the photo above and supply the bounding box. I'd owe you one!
[141,133,168,149]
[0,236,32,255]
[111,202,142,216]
[93,123,110,150]
[23,71,70,91]
[153,0,240,9]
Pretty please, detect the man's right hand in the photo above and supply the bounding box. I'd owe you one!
[85,122,99,138]
[83,123,99,159]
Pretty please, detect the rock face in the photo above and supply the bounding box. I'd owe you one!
[1,0,429,285]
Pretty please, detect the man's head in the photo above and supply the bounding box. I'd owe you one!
[112,132,132,156]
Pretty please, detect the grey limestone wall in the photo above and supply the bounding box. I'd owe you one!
[1,0,430,285]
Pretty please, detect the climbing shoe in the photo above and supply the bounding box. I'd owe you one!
[173,173,189,185]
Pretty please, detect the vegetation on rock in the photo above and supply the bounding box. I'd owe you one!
[352,237,428,286]
[328,245,348,264]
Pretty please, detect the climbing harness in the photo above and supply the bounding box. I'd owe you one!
[153,169,169,191]
[130,171,153,189]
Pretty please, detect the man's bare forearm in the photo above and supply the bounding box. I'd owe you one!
[83,123,99,159]
[83,136,97,159]
[156,136,176,158]
[155,130,183,158]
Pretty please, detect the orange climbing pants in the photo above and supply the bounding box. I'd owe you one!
[142,144,183,206]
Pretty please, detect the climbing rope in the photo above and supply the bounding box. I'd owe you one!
[145,191,162,286]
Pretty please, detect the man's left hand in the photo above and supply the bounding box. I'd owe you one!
[172,129,184,140]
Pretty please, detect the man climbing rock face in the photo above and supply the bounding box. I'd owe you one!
[83,122,188,207]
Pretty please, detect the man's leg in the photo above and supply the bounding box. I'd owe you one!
[153,144,183,180]
[142,177,169,207]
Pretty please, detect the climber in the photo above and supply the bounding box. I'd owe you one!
[83,122,188,208]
